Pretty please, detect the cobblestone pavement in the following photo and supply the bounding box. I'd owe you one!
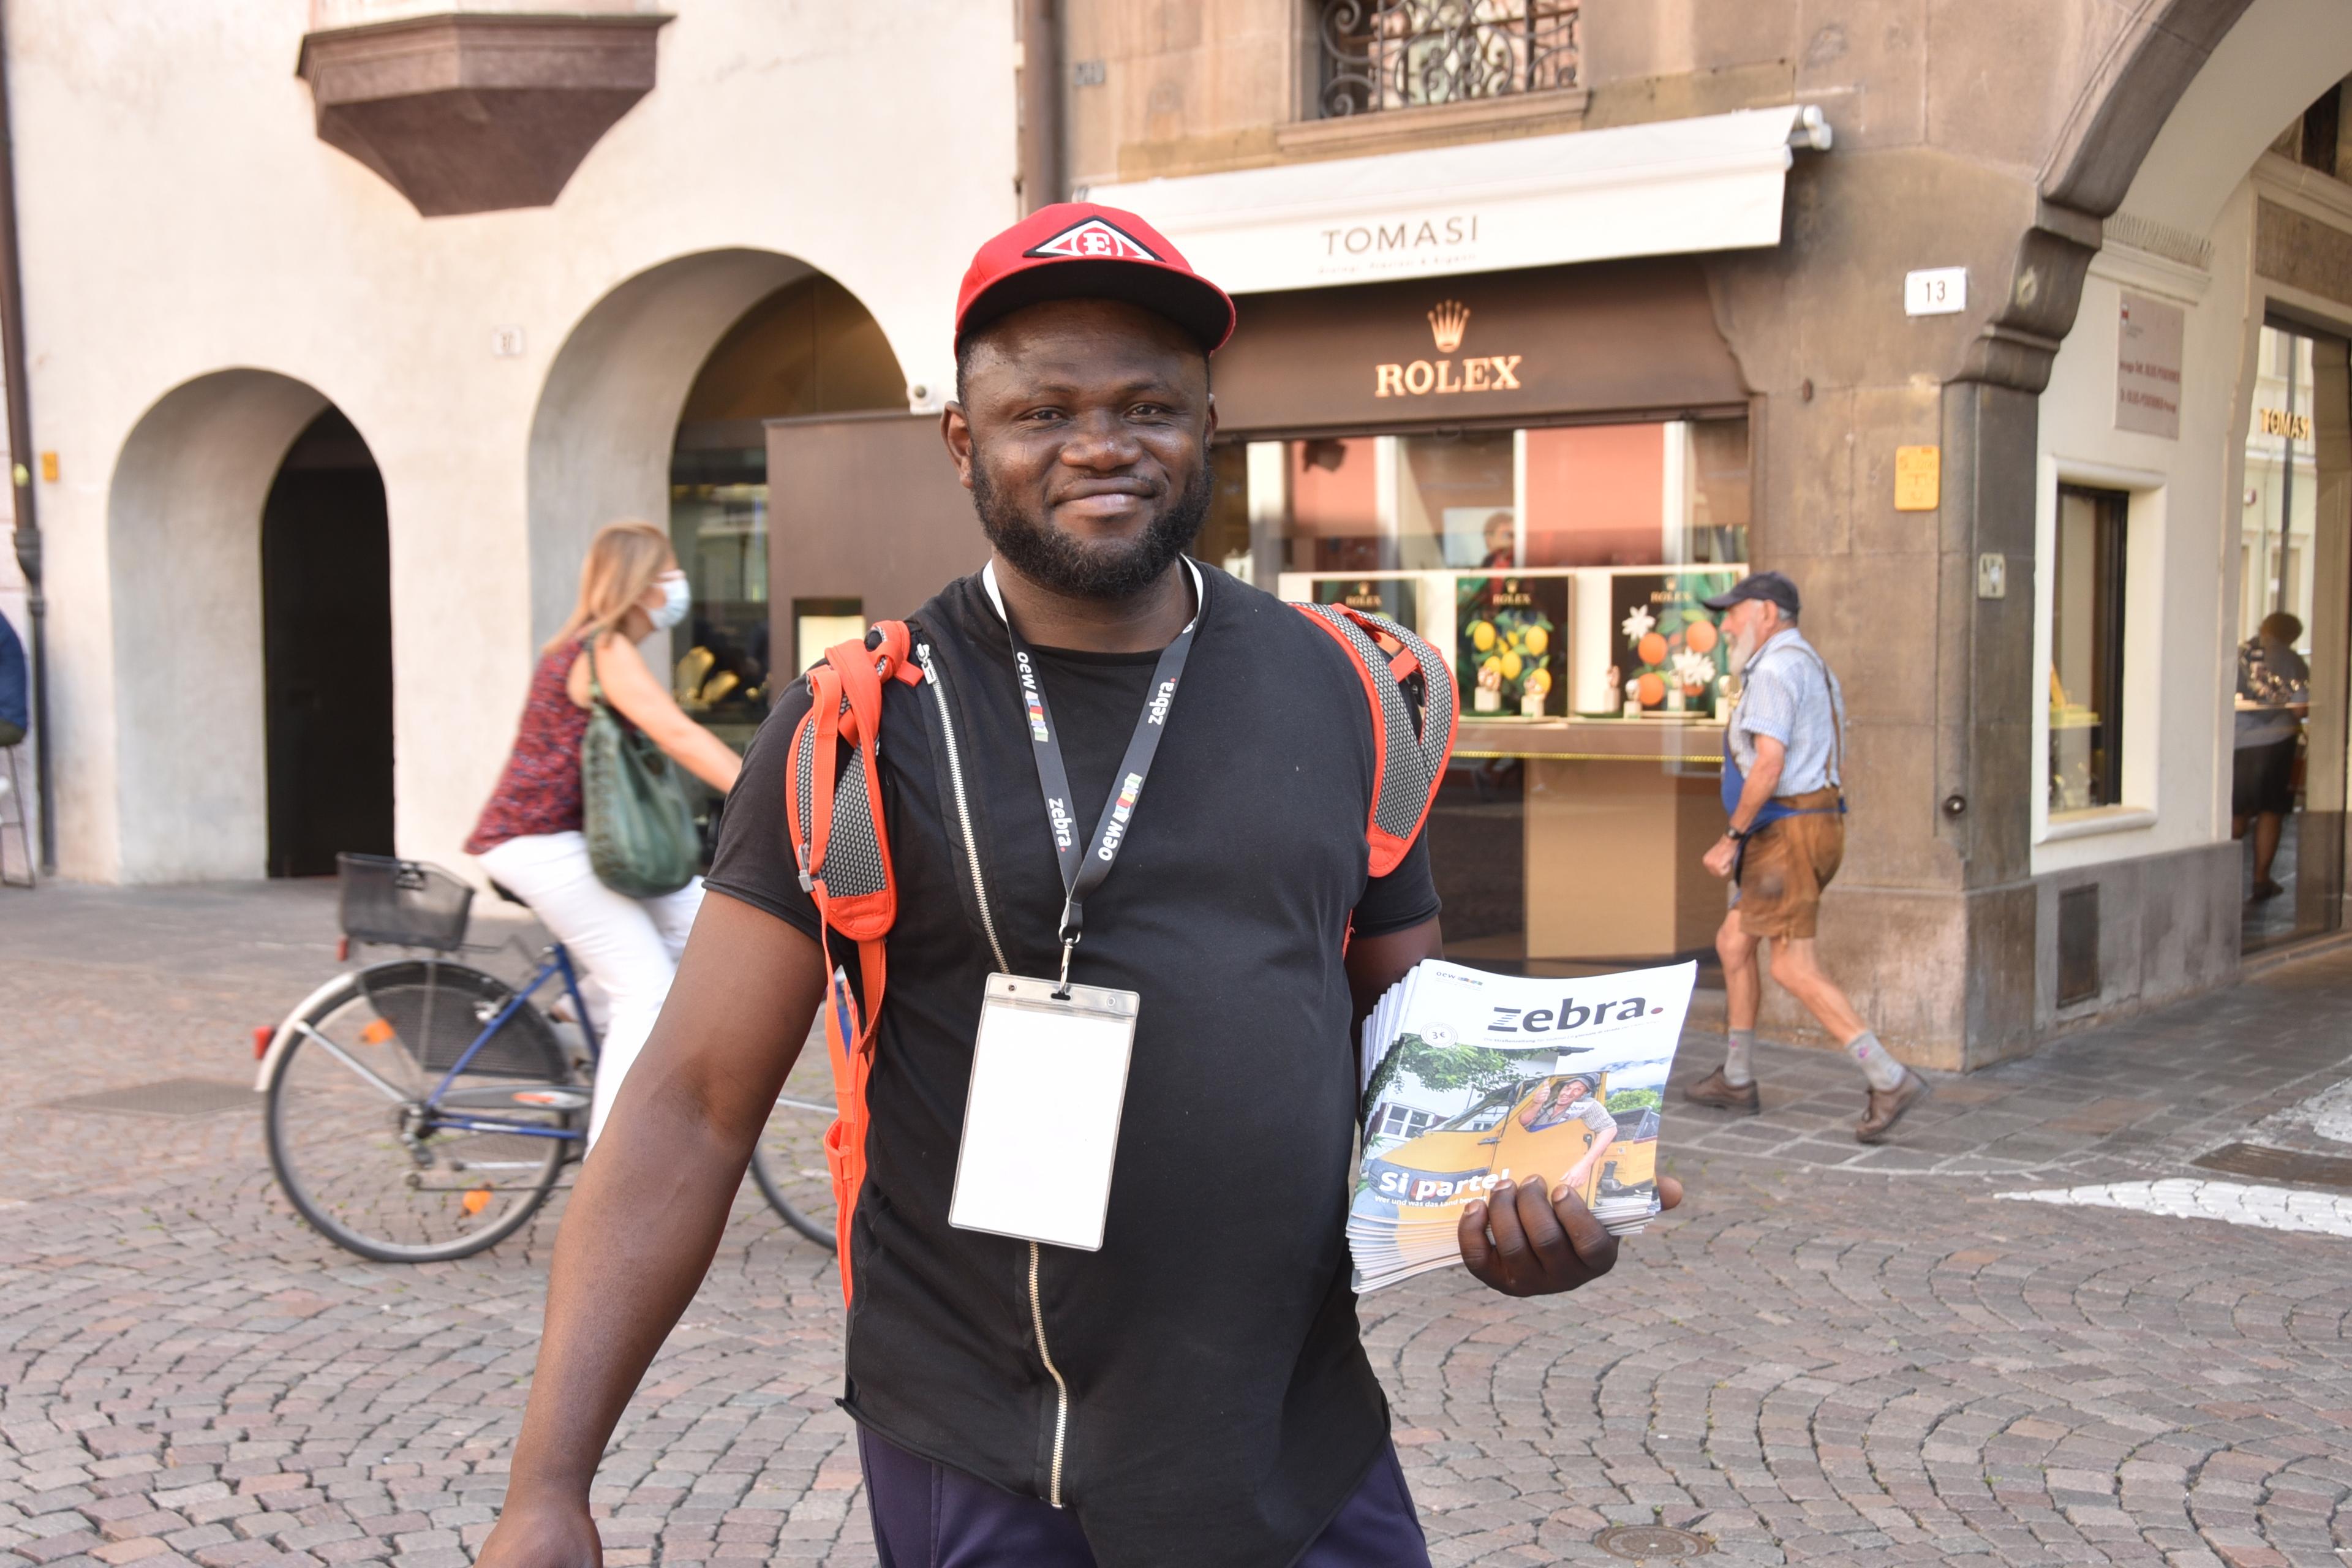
[3,882,2350,1568]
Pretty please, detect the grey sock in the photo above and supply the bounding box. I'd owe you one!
[1846,1030,1906,1091]
[1722,1028,1755,1087]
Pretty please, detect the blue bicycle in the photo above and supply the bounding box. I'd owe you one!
[257,854,835,1262]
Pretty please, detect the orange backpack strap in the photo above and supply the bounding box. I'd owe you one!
[1294,603,1457,877]
[780,619,919,1305]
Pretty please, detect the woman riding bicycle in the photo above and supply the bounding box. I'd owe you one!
[464,520,741,1148]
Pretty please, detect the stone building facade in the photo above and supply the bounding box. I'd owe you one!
[5,0,2352,1069]
[1023,0,2352,1066]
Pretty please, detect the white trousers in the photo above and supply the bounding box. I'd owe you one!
[474,830,703,1150]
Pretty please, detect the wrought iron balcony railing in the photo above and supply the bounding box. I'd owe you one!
[1317,0,1579,119]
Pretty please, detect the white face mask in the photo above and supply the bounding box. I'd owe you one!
[649,570,691,631]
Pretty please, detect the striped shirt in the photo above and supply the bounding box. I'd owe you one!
[1728,627,1844,793]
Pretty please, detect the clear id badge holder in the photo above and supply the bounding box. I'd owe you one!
[948,559,1199,1253]
[949,973,1139,1251]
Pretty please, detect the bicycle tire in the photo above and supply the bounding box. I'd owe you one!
[264,964,573,1264]
[747,1036,838,1248]
[748,1142,834,1246]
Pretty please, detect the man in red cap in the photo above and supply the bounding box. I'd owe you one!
[476,203,1672,1568]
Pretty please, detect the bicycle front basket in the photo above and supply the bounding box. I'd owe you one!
[338,853,473,951]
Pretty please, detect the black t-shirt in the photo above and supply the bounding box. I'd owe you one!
[706,566,1439,1568]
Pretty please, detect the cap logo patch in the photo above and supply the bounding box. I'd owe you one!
[1026,217,1161,263]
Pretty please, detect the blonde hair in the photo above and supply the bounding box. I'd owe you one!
[545,520,676,656]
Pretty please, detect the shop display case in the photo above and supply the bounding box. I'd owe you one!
[1279,565,1745,757]
[1281,565,1744,970]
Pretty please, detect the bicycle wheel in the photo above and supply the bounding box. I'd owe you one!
[264,960,577,1263]
[748,1033,837,1246]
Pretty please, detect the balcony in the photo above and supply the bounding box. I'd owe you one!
[1316,0,1580,120]
[296,1,671,217]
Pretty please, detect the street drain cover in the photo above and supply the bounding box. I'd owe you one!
[43,1077,255,1118]
[2193,1141,2352,1191]
[1594,1524,1711,1560]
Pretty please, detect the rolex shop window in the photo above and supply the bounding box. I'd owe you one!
[1272,416,1751,970]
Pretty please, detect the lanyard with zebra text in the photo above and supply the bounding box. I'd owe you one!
[948,560,1204,1253]
[982,558,1202,994]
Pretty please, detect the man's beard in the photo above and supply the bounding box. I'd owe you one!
[973,456,1211,601]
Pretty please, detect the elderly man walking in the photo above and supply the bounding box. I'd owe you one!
[1683,571,1928,1143]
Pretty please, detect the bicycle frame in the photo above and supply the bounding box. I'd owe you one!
[414,943,598,1144]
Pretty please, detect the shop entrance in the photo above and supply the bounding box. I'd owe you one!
[667,272,907,752]
[2236,322,2351,952]
[261,409,393,877]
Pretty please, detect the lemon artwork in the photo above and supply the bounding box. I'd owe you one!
[1457,579,1558,718]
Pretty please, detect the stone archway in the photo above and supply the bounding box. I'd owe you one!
[107,369,363,881]
[2040,0,2263,219]
[526,249,910,740]
[2106,0,2352,234]
[528,249,878,649]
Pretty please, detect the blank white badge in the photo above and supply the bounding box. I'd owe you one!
[949,973,1139,1251]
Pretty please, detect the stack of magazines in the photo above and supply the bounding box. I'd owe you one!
[1349,959,1695,1294]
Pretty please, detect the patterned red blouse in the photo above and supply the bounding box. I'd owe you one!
[465,639,592,854]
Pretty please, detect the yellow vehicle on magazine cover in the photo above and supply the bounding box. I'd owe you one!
[1363,1072,1659,1209]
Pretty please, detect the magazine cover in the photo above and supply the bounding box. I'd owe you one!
[1351,959,1694,1292]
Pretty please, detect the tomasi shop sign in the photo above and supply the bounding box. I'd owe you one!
[1319,211,1485,281]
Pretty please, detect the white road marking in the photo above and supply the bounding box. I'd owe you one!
[2250,1076,2352,1147]
[1997,1178,2352,1238]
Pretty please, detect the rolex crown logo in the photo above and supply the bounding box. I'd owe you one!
[1427,300,1469,353]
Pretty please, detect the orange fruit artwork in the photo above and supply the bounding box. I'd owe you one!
[1684,619,1719,654]
[1637,632,1668,666]
[1635,672,1667,707]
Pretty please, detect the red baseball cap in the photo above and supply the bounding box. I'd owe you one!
[954,201,1236,354]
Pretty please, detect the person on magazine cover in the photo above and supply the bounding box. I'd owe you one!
[473,203,1681,1568]
[1518,1076,1617,1196]
[1683,571,1929,1142]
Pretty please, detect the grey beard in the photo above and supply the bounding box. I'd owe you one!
[972,458,1211,602]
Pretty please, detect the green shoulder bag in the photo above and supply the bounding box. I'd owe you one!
[581,642,702,897]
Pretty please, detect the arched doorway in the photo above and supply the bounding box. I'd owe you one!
[108,370,391,882]
[668,273,908,748]
[527,251,910,735]
[261,409,393,876]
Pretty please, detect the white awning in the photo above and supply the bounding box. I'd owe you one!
[1086,105,1830,296]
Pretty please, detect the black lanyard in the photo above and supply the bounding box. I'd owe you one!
[985,561,1200,992]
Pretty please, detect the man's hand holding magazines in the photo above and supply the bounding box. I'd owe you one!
[1460,1174,1684,1297]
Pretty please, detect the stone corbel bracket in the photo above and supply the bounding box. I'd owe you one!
[296,12,673,218]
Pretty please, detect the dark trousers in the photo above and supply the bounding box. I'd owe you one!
[857,1427,1432,1568]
